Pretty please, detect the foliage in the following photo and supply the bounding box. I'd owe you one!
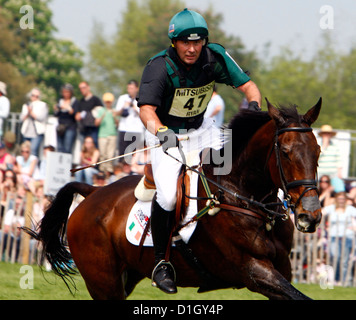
[86,0,259,114]
[257,33,356,129]
[0,0,84,111]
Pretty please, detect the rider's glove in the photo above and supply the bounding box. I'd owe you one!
[247,101,261,111]
[156,126,179,153]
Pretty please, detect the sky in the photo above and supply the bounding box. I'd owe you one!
[48,0,356,60]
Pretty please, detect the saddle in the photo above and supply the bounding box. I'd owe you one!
[134,163,190,219]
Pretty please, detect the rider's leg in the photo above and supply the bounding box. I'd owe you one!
[150,197,177,293]
[149,145,182,294]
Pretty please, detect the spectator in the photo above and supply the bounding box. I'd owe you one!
[95,92,118,174]
[323,192,356,284]
[239,97,249,110]
[107,162,128,183]
[318,124,345,192]
[347,182,356,206]
[204,85,225,127]
[0,81,10,138]
[0,194,25,262]
[30,145,55,191]
[0,169,17,223]
[0,141,15,176]
[14,141,38,192]
[115,80,145,163]
[3,131,20,157]
[20,88,48,157]
[54,84,78,154]
[31,184,47,227]
[75,81,103,147]
[318,175,335,207]
[74,136,100,185]
[93,171,107,187]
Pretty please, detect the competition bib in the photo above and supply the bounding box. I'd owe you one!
[168,81,215,118]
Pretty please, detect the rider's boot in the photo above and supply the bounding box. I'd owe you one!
[150,197,177,294]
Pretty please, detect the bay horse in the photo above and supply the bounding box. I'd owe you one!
[25,98,322,300]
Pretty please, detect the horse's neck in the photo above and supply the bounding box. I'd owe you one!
[230,121,276,200]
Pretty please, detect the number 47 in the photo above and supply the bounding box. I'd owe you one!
[183,94,207,111]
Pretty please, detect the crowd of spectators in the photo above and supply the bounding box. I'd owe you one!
[0,80,150,262]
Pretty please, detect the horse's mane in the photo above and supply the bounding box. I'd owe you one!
[227,105,301,159]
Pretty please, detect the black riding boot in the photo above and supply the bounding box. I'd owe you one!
[150,198,177,294]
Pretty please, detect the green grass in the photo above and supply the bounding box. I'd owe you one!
[0,262,91,300]
[1,262,355,300]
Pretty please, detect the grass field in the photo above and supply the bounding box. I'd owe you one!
[1,262,355,300]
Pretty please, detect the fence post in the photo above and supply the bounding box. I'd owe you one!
[21,191,33,264]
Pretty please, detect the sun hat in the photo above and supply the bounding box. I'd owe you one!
[318,124,336,137]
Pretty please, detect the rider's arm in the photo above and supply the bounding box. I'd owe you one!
[139,104,164,135]
[237,80,262,108]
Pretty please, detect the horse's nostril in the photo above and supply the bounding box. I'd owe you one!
[296,213,319,233]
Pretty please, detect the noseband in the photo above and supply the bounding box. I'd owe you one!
[273,127,318,211]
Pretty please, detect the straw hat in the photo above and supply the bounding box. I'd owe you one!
[3,131,16,143]
[318,124,336,137]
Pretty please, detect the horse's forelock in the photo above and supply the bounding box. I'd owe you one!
[277,104,302,127]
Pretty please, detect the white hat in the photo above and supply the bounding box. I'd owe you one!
[0,82,7,95]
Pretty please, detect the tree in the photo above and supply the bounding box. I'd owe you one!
[0,0,84,111]
[87,0,185,96]
[257,33,356,130]
[87,0,259,122]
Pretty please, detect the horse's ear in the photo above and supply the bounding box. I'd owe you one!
[302,97,322,126]
[266,98,285,127]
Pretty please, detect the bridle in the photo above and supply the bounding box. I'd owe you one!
[272,126,318,212]
[168,125,319,223]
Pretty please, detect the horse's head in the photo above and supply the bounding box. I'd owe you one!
[266,98,322,233]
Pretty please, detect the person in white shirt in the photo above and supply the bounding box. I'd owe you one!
[115,80,145,163]
[0,82,10,138]
[20,88,48,157]
[323,192,356,283]
[204,85,225,127]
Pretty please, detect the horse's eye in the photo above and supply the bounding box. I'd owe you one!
[281,149,290,160]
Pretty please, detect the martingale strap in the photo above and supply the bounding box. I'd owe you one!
[195,168,216,219]
[179,168,268,230]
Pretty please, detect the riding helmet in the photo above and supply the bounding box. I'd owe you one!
[168,8,209,41]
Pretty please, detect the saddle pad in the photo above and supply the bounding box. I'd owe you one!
[126,170,199,246]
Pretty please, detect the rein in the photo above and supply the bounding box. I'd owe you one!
[168,125,318,229]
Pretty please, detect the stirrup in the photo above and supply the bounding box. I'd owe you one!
[151,260,176,287]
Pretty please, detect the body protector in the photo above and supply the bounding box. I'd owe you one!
[147,43,250,132]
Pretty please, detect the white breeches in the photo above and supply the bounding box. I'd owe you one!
[145,118,223,211]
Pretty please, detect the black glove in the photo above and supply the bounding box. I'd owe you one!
[156,126,179,153]
[247,101,261,111]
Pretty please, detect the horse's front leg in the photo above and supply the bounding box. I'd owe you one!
[245,257,311,300]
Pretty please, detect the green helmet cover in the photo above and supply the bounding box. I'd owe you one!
[168,8,209,40]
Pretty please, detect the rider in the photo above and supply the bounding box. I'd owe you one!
[137,8,262,294]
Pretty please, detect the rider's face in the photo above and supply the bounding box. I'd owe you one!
[173,39,204,66]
